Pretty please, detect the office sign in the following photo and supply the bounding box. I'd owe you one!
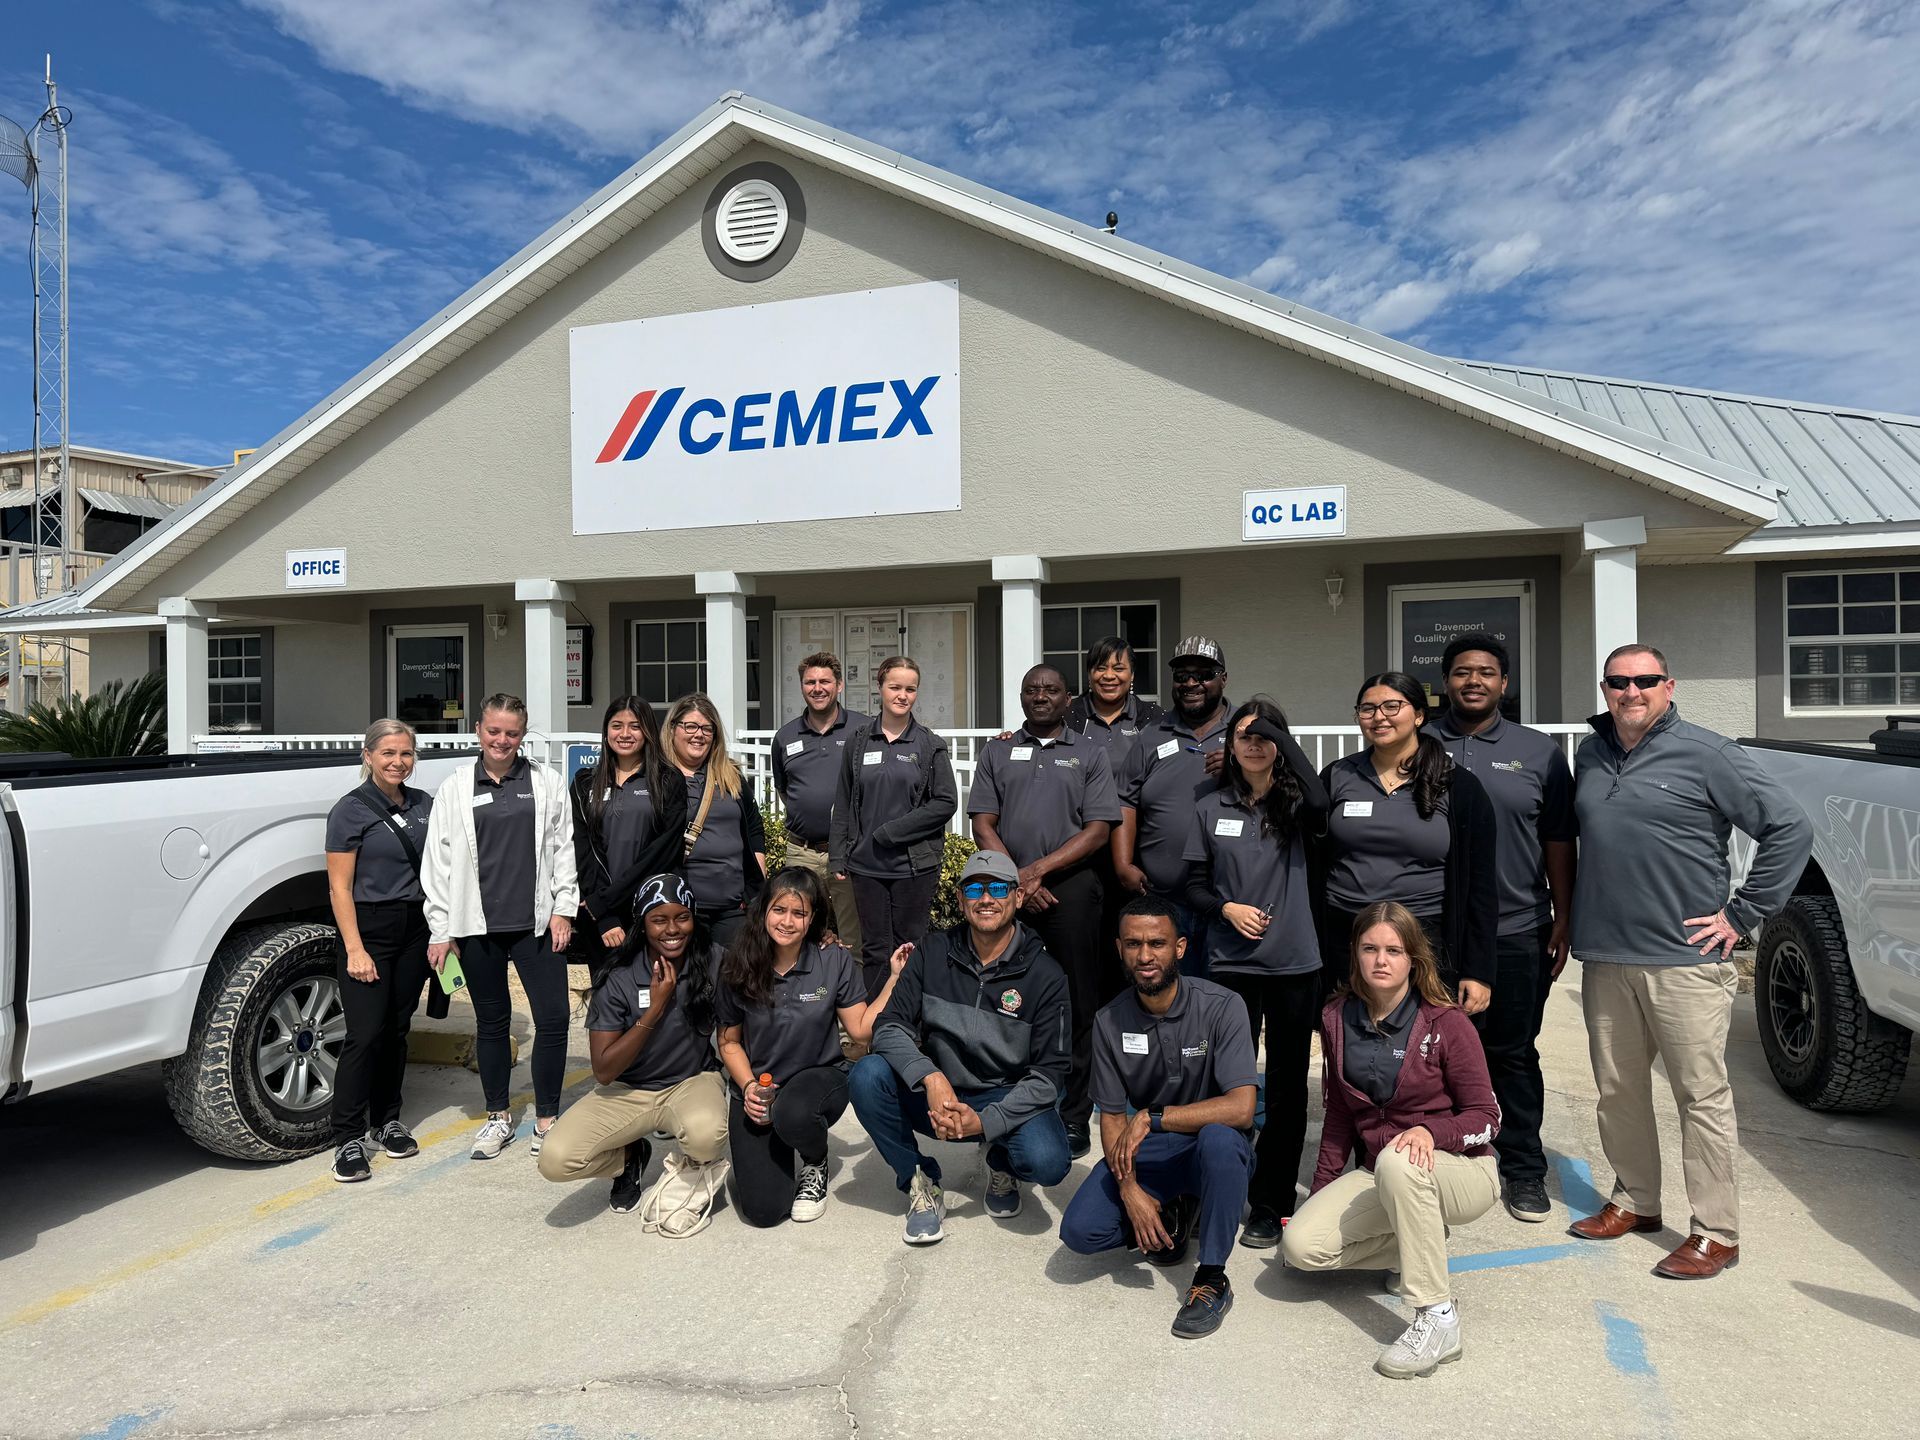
[570,281,962,535]
[1242,486,1346,542]
[285,548,346,588]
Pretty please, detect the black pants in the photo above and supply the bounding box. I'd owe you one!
[1216,969,1322,1217]
[330,900,430,1145]
[701,905,748,954]
[1320,905,1447,992]
[460,929,570,1118]
[851,869,941,1000]
[727,1063,851,1227]
[1483,925,1553,1185]
[1027,865,1106,1128]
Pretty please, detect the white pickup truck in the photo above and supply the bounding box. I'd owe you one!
[0,748,471,1159]
[1746,720,1920,1111]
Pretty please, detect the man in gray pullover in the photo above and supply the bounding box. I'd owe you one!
[1568,643,1811,1279]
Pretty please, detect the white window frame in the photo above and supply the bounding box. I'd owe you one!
[1387,580,1536,723]
[1041,599,1163,704]
[1782,566,1920,715]
[208,630,265,734]
[629,616,763,729]
[386,623,471,733]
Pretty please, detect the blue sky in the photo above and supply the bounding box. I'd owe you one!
[0,0,1915,464]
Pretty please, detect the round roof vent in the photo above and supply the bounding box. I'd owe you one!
[715,179,789,263]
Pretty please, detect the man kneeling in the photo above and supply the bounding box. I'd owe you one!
[1058,897,1257,1339]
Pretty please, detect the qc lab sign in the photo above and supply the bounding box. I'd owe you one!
[1242,485,1347,543]
[570,281,962,535]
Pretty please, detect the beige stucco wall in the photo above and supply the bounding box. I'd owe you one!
[1638,563,1758,739]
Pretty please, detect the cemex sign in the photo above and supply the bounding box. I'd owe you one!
[570,281,961,535]
[1242,486,1347,542]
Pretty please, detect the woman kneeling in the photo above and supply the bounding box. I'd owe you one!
[537,875,728,1236]
[1281,901,1501,1379]
[717,868,904,1227]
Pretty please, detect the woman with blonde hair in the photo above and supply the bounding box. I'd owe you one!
[829,655,958,999]
[665,692,766,951]
[1280,902,1502,1380]
[323,718,434,1183]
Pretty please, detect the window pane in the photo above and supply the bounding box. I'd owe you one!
[241,635,261,658]
[1131,649,1158,691]
[1904,572,1920,601]
[1844,675,1895,705]
[667,662,701,699]
[1843,644,1896,674]
[1082,607,1118,644]
[1791,677,1841,707]
[1787,607,1839,637]
[746,619,760,662]
[1042,607,1078,653]
[1845,571,1896,603]
[666,621,702,662]
[1119,604,1158,648]
[1902,605,1920,635]
[636,623,665,663]
[1902,675,1920,704]
[632,663,666,703]
[1788,574,1839,605]
[1790,645,1838,676]
[244,683,262,705]
[1844,605,1896,635]
[1903,644,1920,672]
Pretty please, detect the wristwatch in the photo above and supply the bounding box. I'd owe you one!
[1147,1108,1165,1133]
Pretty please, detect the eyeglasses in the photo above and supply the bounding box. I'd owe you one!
[960,880,1015,900]
[1355,700,1410,720]
[1171,667,1222,685]
[1603,674,1669,692]
[674,721,716,736]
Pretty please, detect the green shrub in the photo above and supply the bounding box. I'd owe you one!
[758,802,975,930]
[0,671,166,757]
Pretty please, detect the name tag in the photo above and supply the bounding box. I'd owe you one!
[1009,746,1034,761]
[863,751,883,767]
[471,792,494,808]
[1214,817,1244,837]
[785,739,805,757]
[1343,800,1373,818]
[1122,1032,1150,1055]
[635,990,651,1011]
[1156,739,1180,760]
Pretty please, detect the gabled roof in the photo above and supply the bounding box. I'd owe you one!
[75,93,1783,611]
[1454,362,1920,530]
[0,445,225,474]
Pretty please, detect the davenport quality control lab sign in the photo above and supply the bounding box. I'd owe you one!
[569,281,962,535]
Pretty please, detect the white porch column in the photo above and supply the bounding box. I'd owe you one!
[160,597,214,753]
[696,571,754,736]
[515,579,575,740]
[1584,517,1646,682]
[993,555,1050,729]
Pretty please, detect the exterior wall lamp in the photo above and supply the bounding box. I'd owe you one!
[1325,573,1346,611]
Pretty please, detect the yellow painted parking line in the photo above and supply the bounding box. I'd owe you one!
[3,1065,597,1332]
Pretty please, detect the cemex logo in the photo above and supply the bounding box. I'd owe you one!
[594,377,942,464]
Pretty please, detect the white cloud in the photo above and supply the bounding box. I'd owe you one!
[1359,279,1451,332]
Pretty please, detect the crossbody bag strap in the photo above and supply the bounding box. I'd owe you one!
[354,793,424,878]
[683,772,718,859]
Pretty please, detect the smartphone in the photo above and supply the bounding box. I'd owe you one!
[437,949,467,996]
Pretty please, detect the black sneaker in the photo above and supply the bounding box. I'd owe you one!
[1144,1194,1197,1267]
[332,1138,371,1184]
[1505,1177,1552,1223]
[369,1121,419,1159]
[1172,1275,1234,1339]
[1066,1120,1092,1159]
[609,1139,652,1214]
[1239,1205,1283,1249]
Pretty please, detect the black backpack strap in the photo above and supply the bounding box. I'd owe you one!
[352,793,425,878]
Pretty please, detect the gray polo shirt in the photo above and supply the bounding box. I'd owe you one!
[1429,713,1576,936]
[472,757,537,934]
[325,781,433,905]
[684,765,748,910]
[1341,988,1419,1107]
[1090,975,1258,1117]
[713,941,864,1083]
[771,707,867,848]
[1182,791,1318,976]
[1120,707,1231,896]
[849,721,933,879]
[1072,693,1158,781]
[1324,753,1449,917]
[968,727,1121,869]
[586,942,722,1091]
[599,769,662,877]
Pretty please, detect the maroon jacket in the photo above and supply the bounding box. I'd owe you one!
[1310,994,1501,1193]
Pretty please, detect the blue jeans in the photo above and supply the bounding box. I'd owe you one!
[1058,1125,1253,1268]
[848,1054,1073,1192]
[1152,894,1211,981]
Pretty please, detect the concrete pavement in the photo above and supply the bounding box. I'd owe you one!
[4,973,1919,1439]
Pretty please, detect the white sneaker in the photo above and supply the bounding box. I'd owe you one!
[791,1161,829,1223]
[470,1114,515,1160]
[1375,1305,1463,1379]
[904,1168,946,1244]
[529,1118,554,1157]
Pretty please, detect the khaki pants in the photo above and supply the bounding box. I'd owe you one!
[536,1071,729,1182]
[1281,1148,1500,1308]
[785,838,863,955]
[1582,959,1740,1245]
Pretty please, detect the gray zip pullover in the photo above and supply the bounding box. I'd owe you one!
[1572,705,1811,966]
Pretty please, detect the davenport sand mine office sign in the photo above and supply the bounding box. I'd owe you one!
[10,94,1919,751]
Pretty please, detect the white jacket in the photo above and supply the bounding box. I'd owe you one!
[422,757,579,943]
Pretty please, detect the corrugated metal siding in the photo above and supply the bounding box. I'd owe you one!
[1455,361,1920,529]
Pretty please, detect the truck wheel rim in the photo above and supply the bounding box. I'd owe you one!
[1768,939,1818,1065]
[256,977,346,1113]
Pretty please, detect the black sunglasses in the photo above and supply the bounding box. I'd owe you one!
[1171,667,1223,683]
[1603,674,1669,692]
[960,879,1015,900]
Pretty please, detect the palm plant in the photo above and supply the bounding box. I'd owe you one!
[0,671,168,757]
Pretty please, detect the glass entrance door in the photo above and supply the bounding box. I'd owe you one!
[387,624,470,734]
[1387,581,1534,721]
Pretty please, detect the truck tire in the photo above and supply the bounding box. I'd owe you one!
[1756,895,1912,1112]
[163,921,347,1161]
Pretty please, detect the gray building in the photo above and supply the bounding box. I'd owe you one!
[6,95,1916,749]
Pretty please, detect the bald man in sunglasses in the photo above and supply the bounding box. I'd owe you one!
[1568,643,1810,1280]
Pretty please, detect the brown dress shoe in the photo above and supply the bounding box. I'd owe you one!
[1654,1235,1739,1279]
[1568,1202,1663,1240]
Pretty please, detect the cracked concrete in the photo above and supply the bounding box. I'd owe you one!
[5,982,1920,1439]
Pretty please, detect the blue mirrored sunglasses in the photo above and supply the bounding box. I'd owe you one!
[960,880,1015,900]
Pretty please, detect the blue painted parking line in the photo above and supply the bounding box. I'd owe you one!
[1553,1152,1607,1218]
[259,1222,328,1254]
[77,1408,169,1440]
[1449,1241,1587,1273]
[1593,1301,1656,1377]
